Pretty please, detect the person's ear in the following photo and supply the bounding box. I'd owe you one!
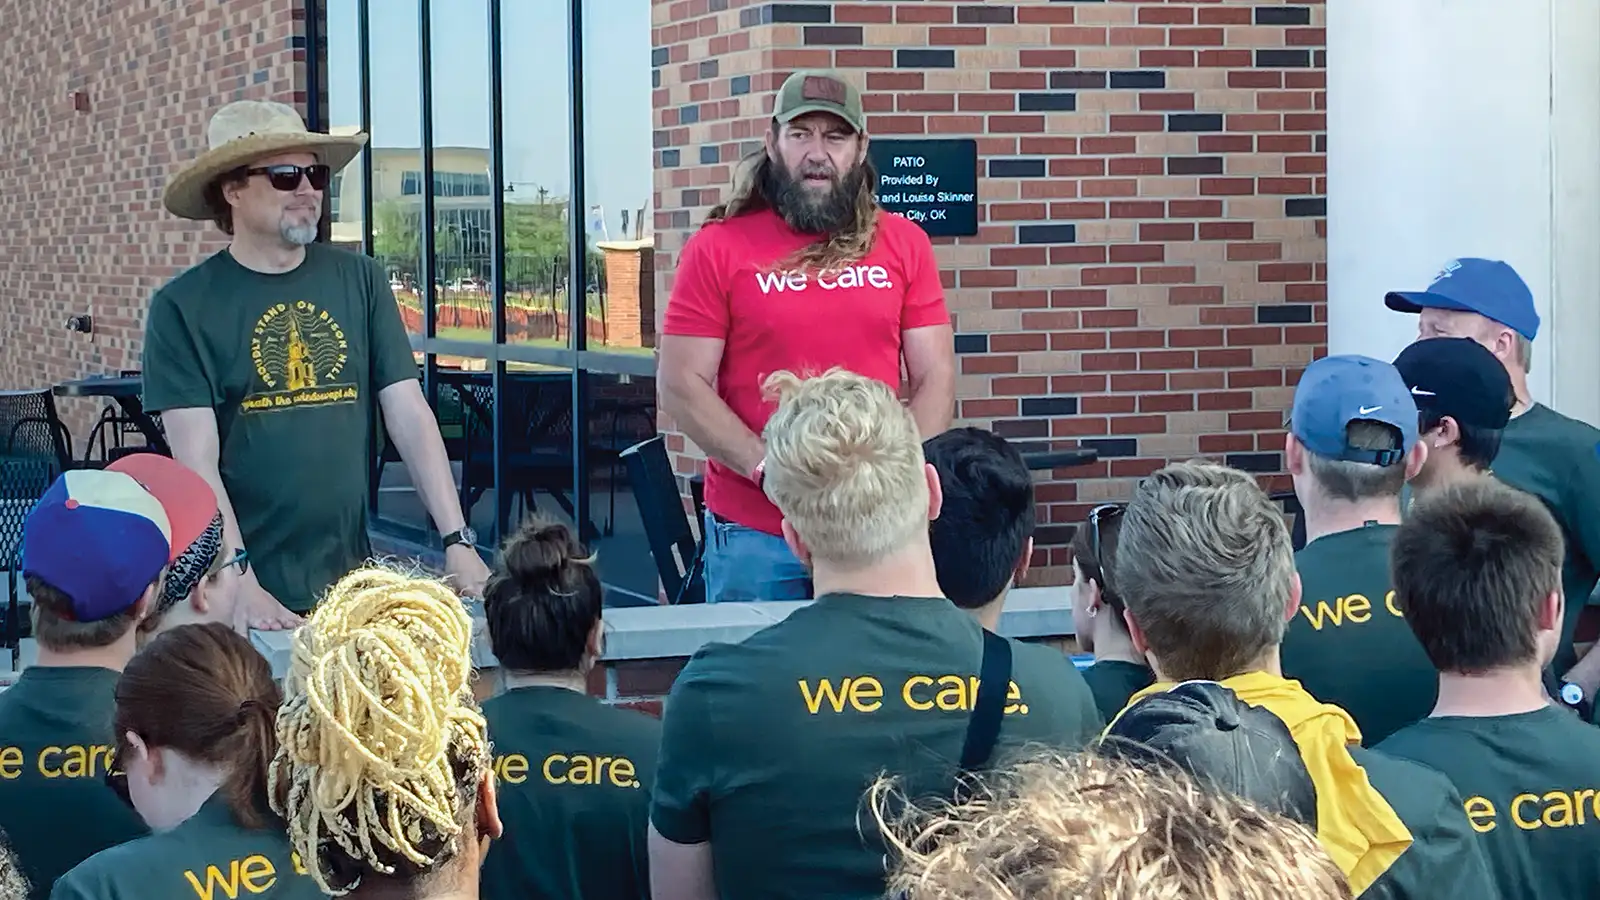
[1285,433,1306,476]
[125,731,162,783]
[190,581,211,616]
[221,176,249,208]
[1404,438,1429,482]
[1012,535,1034,585]
[584,617,604,664]
[1284,571,1303,622]
[780,520,812,569]
[134,584,157,625]
[1540,590,1564,633]
[924,463,943,522]
[764,124,781,164]
[1123,608,1149,655]
[476,769,504,842]
[856,130,870,164]
[1439,415,1463,448]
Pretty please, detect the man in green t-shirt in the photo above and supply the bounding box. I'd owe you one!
[1279,354,1434,745]
[0,470,162,898]
[1379,479,1600,899]
[1392,337,1513,496]
[1386,258,1600,697]
[648,370,1103,900]
[143,99,488,630]
[1109,460,1494,899]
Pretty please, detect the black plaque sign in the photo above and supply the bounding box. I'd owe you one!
[868,138,979,237]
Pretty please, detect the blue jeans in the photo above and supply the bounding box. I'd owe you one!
[702,510,813,603]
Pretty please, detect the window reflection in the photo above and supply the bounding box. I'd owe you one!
[581,0,656,354]
[325,0,365,251]
[368,0,425,336]
[584,372,661,605]
[500,0,574,349]
[430,0,493,344]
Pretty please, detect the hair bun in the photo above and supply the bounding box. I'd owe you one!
[502,522,593,595]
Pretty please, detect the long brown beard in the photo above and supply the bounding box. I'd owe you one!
[764,158,868,236]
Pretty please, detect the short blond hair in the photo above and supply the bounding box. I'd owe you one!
[1114,461,1296,681]
[876,751,1352,900]
[761,368,927,568]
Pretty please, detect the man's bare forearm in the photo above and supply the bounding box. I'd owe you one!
[906,373,955,439]
[663,377,766,478]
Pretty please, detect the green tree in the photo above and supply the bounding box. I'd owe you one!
[373,199,420,269]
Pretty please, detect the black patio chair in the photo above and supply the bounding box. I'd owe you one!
[0,389,73,472]
[621,436,705,605]
[1269,489,1308,552]
[1,457,57,670]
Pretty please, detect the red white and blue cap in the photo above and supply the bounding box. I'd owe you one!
[22,469,172,622]
[1384,258,1540,341]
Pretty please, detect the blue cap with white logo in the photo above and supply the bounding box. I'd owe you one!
[1289,355,1419,466]
[1384,258,1540,340]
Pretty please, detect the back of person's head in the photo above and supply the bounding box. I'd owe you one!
[762,368,930,568]
[876,751,1352,900]
[1069,504,1126,629]
[271,566,498,895]
[115,623,281,830]
[483,519,603,672]
[1114,461,1296,681]
[1101,682,1317,827]
[22,470,170,652]
[924,428,1034,609]
[106,453,236,638]
[1287,355,1420,503]
[0,828,27,900]
[1392,479,1564,673]
[1393,337,1513,475]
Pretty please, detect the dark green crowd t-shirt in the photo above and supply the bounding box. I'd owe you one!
[50,793,320,900]
[480,685,659,900]
[1352,746,1498,900]
[1492,403,1600,673]
[0,667,148,900]
[1379,706,1600,900]
[142,244,418,611]
[651,593,1104,900]
[1281,524,1437,745]
[1082,659,1155,722]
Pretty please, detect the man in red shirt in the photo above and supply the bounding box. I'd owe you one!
[660,69,955,603]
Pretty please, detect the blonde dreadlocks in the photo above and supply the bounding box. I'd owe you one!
[269,566,490,895]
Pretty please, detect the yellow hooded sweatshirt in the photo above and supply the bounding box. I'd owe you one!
[1108,671,1413,897]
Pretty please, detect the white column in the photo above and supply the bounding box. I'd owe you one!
[1327,0,1600,423]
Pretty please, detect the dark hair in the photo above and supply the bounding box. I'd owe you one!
[483,519,603,671]
[116,623,282,828]
[924,428,1035,609]
[26,575,145,651]
[1420,411,1503,472]
[1070,507,1126,616]
[203,169,250,236]
[1392,479,1564,673]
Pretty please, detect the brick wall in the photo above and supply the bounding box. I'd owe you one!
[651,0,1328,586]
[0,0,309,439]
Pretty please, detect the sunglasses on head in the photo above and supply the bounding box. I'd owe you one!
[1088,503,1124,595]
[243,163,330,192]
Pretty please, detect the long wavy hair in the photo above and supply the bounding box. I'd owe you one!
[705,131,881,272]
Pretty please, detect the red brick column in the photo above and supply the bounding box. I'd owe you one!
[0,0,310,438]
[653,0,1326,585]
[598,240,657,349]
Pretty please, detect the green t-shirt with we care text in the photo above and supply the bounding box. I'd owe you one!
[1280,524,1437,746]
[142,244,418,611]
[651,593,1104,900]
[0,666,148,900]
[50,793,321,900]
[1379,706,1600,900]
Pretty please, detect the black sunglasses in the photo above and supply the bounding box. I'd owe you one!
[243,163,331,192]
[1087,503,1124,596]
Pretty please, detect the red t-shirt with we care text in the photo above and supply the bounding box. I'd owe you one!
[662,207,949,535]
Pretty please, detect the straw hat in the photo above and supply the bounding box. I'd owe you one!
[163,100,368,220]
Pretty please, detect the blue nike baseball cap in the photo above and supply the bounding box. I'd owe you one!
[1384,258,1540,340]
[1289,355,1419,466]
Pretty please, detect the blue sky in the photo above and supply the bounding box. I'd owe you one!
[327,0,654,238]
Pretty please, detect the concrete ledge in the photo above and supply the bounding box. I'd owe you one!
[250,585,1077,679]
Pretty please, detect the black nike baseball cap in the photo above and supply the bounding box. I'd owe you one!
[1100,681,1318,828]
[1392,337,1514,430]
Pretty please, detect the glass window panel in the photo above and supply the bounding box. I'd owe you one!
[583,372,661,606]
[369,0,425,336]
[430,0,494,346]
[326,0,365,252]
[375,355,492,543]
[500,0,574,350]
[581,0,655,355]
[497,362,577,544]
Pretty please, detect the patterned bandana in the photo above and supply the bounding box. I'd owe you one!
[160,511,225,614]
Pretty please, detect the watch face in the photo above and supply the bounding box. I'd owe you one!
[458,527,478,545]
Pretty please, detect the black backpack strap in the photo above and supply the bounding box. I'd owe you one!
[959,629,1014,772]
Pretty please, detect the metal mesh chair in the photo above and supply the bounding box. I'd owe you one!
[0,389,73,469]
[621,436,705,605]
[1,457,56,669]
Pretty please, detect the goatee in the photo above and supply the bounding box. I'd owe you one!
[765,160,867,236]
